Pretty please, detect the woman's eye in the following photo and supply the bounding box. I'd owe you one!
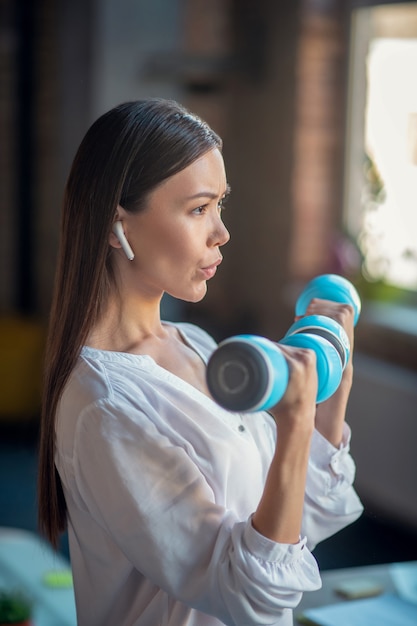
[218,194,229,212]
[192,194,229,215]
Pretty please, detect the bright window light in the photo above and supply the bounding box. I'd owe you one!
[345,4,417,292]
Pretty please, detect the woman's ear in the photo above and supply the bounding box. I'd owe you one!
[109,208,135,260]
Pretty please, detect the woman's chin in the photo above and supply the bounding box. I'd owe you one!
[173,282,208,304]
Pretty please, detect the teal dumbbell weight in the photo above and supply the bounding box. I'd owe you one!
[295,273,361,326]
[206,335,290,413]
[206,274,360,412]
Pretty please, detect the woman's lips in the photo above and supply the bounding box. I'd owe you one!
[200,258,222,279]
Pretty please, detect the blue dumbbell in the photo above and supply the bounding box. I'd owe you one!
[295,273,361,326]
[206,316,349,411]
[206,274,360,412]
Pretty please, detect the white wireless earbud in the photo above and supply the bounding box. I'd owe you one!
[112,221,135,261]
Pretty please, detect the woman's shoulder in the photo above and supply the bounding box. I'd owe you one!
[56,354,114,440]
[56,351,158,458]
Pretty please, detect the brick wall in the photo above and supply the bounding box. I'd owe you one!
[290,0,350,281]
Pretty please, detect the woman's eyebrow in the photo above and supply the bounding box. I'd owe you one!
[186,183,231,201]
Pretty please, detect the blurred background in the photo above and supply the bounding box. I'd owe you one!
[1,0,417,567]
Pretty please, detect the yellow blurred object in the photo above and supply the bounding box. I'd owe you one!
[0,316,45,420]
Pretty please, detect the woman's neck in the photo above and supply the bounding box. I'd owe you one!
[86,292,166,353]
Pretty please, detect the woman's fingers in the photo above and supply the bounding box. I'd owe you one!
[269,344,318,429]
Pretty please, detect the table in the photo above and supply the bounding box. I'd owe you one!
[0,527,76,626]
[296,560,417,623]
[2,527,415,626]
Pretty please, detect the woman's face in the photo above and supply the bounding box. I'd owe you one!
[119,148,230,303]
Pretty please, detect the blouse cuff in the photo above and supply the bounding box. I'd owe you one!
[311,423,351,471]
[308,423,356,493]
[245,517,308,564]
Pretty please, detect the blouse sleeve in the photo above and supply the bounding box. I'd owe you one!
[302,424,364,550]
[71,398,322,626]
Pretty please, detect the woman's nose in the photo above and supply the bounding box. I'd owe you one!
[211,216,230,247]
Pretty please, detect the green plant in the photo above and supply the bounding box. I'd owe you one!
[0,590,32,624]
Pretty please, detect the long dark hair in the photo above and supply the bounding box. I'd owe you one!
[38,99,222,547]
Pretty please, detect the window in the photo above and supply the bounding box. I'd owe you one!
[344,2,417,370]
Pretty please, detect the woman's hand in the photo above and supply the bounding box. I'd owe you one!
[299,298,356,447]
[269,343,318,435]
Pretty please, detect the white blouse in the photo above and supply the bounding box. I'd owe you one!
[55,322,363,626]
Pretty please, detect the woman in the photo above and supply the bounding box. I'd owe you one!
[38,98,363,626]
